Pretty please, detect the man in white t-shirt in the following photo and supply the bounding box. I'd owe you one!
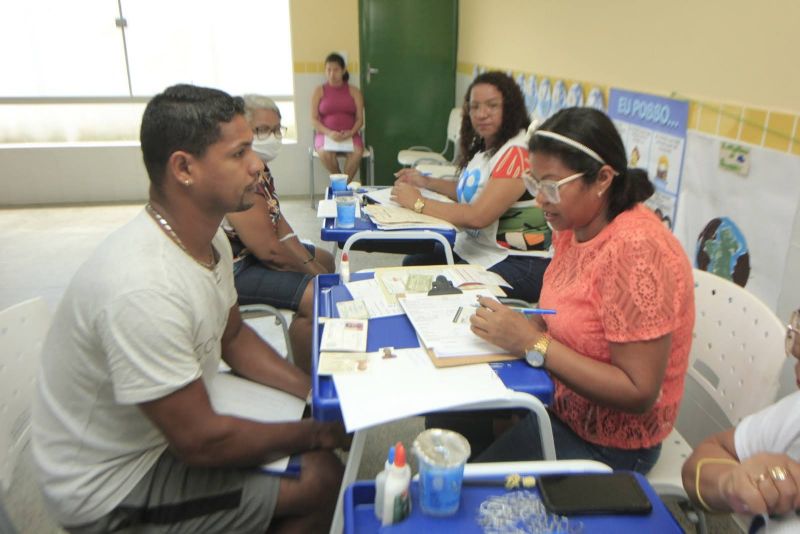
[32,84,348,533]
[682,308,800,532]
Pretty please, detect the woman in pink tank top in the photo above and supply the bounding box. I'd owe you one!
[311,53,364,181]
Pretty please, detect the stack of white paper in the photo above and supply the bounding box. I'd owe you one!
[207,373,306,472]
[364,204,455,231]
[333,348,511,431]
[398,291,510,358]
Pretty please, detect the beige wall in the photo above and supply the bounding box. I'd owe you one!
[290,0,359,67]
[459,0,799,114]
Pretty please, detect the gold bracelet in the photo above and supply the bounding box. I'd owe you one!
[695,457,739,512]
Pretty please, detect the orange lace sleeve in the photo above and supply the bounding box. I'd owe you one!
[595,225,687,343]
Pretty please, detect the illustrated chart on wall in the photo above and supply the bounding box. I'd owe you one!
[674,131,800,308]
[608,89,689,230]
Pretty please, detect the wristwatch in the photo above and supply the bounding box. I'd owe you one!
[413,197,425,213]
[524,334,551,368]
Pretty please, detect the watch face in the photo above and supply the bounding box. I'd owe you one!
[525,350,545,368]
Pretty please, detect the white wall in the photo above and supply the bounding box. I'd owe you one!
[0,71,339,206]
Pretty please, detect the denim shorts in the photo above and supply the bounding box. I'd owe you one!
[233,245,315,310]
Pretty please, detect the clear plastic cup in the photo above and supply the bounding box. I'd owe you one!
[335,194,357,228]
[330,173,349,192]
[412,428,471,517]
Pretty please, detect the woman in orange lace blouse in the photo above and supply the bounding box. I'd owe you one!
[470,107,694,473]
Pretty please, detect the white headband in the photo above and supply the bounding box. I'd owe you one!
[532,130,607,165]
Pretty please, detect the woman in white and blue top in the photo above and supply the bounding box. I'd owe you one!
[393,71,550,303]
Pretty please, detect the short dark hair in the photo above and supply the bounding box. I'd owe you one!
[530,107,653,220]
[456,71,530,170]
[140,84,245,187]
[324,52,349,83]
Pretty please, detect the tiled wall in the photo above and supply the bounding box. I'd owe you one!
[458,62,800,156]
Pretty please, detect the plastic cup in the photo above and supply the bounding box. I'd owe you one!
[412,428,471,517]
[335,194,357,228]
[330,173,349,192]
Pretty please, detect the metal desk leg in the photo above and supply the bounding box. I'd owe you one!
[330,428,367,534]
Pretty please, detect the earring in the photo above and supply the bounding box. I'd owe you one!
[597,190,604,197]
[183,179,193,187]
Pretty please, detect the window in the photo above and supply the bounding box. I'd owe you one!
[0,0,294,142]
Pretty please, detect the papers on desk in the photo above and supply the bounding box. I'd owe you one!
[364,204,455,231]
[320,318,368,352]
[316,198,362,219]
[316,199,337,218]
[344,279,404,317]
[207,373,305,474]
[322,135,354,152]
[335,266,511,320]
[333,348,511,431]
[364,186,454,207]
[399,290,511,358]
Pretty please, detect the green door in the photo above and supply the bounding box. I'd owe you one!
[359,0,458,185]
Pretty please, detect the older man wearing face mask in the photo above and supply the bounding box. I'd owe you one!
[223,94,335,374]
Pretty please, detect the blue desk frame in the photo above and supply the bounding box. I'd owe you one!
[315,272,557,534]
[344,472,683,533]
[311,273,554,422]
[319,188,457,248]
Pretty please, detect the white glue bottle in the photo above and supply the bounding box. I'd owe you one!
[340,252,350,283]
[381,442,411,526]
[373,445,395,520]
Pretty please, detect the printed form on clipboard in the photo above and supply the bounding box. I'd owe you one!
[398,290,516,364]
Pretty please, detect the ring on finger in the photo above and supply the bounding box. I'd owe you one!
[770,466,789,482]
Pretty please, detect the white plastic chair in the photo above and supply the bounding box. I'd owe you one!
[0,298,50,533]
[0,298,50,495]
[646,269,786,528]
[397,107,461,167]
[309,123,375,208]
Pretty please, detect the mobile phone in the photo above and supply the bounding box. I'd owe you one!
[537,472,653,515]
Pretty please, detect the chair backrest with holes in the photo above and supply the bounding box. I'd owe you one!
[0,298,50,492]
[689,269,786,426]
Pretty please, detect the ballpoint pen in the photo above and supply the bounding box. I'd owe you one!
[517,308,557,315]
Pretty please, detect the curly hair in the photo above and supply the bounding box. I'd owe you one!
[455,71,530,171]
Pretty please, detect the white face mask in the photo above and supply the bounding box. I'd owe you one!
[252,134,282,162]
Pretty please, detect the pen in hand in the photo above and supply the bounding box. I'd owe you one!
[517,308,557,315]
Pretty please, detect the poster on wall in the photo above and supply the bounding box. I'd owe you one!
[674,131,800,308]
[607,89,689,230]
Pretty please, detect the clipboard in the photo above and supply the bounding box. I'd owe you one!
[421,344,521,368]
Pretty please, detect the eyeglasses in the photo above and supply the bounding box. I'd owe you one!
[786,309,800,357]
[468,100,502,115]
[254,125,287,140]
[523,172,584,204]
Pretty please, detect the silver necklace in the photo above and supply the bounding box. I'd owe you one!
[146,202,218,270]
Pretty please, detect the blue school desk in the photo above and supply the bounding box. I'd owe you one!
[313,272,556,534]
[312,273,554,422]
[319,188,457,256]
[343,470,683,533]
